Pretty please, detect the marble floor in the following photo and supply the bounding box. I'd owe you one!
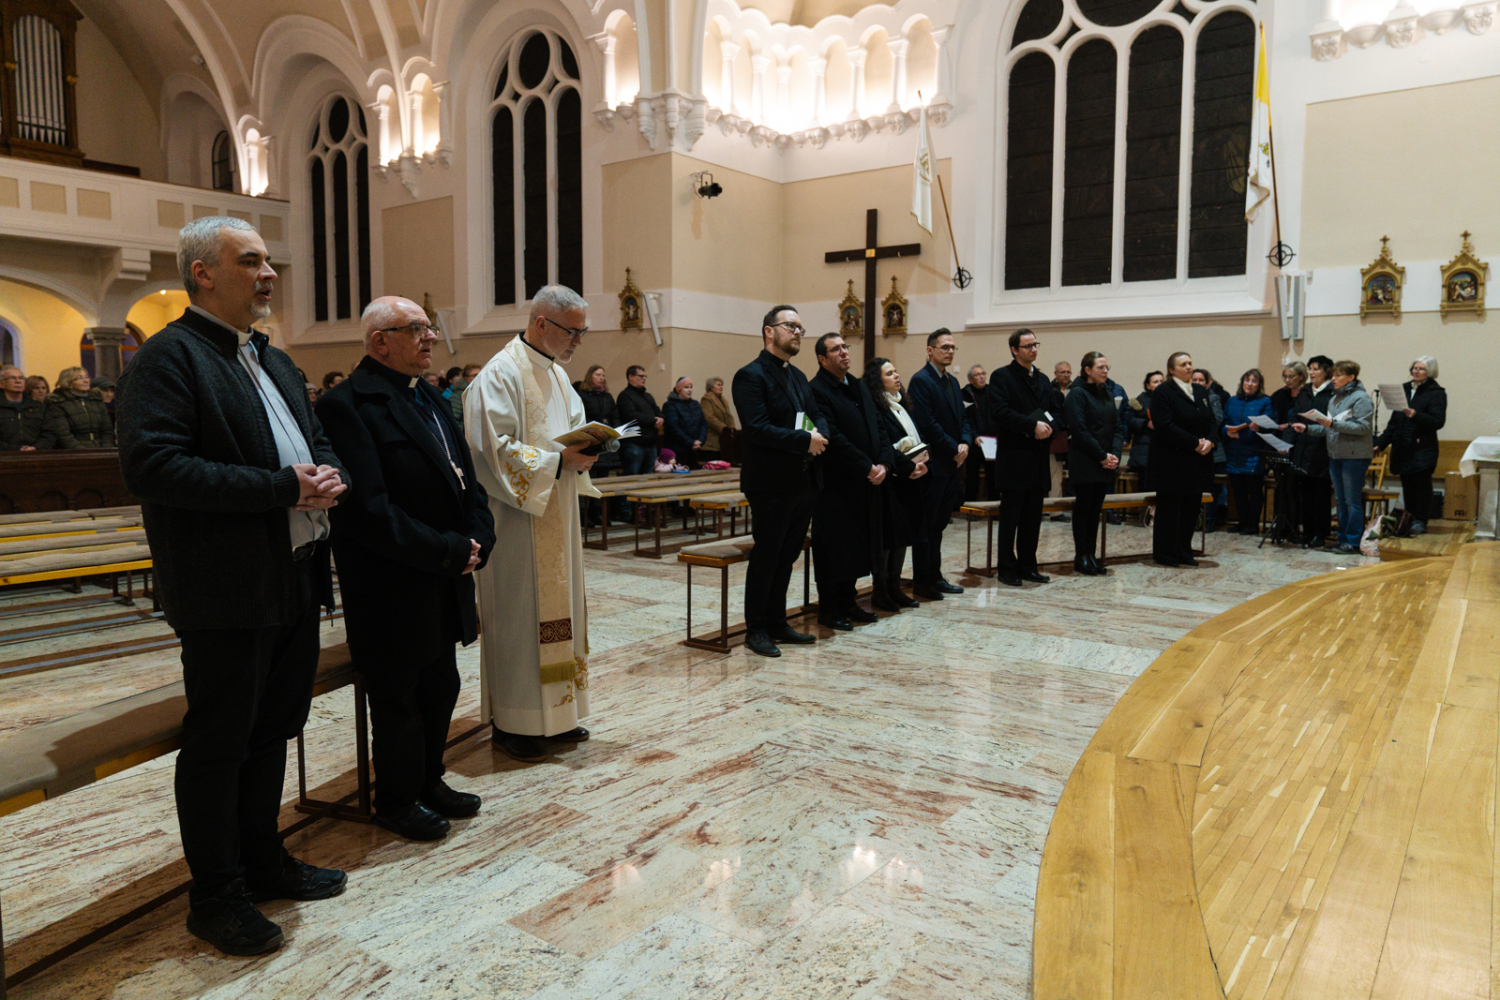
[0,520,1376,999]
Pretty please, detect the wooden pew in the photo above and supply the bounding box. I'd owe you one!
[688,491,749,540]
[676,536,812,653]
[584,470,738,550]
[626,477,742,558]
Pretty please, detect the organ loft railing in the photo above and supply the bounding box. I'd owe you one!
[0,0,82,168]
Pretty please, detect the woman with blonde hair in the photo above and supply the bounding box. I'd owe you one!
[699,376,734,464]
[43,366,114,448]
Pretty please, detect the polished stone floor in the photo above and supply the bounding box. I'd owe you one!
[0,521,1373,999]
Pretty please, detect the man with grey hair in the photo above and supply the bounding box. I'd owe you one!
[0,365,45,450]
[465,284,602,762]
[117,216,350,957]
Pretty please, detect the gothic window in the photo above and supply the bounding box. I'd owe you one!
[1004,0,1256,290]
[0,0,83,166]
[491,28,583,306]
[211,130,234,192]
[307,95,372,323]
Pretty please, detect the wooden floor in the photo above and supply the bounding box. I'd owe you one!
[1378,518,1476,560]
[1034,539,1500,1000]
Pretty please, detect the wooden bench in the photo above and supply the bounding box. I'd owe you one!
[584,470,738,550]
[961,491,1213,576]
[0,509,152,604]
[688,491,750,540]
[677,535,812,653]
[627,477,742,558]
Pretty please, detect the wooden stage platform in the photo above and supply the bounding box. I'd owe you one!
[1034,538,1500,999]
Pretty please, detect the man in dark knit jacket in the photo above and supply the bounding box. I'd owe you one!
[117,217,351,958]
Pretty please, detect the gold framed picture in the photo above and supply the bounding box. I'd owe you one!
[1360,236,1404,320]
[618,268,644,330]
[880,276,907,337]
[838,279,863,336]
[1440,231,1486,319]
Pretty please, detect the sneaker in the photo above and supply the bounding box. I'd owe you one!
[186,879,284,956]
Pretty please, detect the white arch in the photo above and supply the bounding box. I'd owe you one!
[0,267,101,326]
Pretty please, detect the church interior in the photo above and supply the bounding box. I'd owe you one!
[1,0,1499,996]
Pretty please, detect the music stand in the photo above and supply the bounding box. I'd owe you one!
[1258,455,1300,549]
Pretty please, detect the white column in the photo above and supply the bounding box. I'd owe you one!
[929,25,953,104]
[847,47,867,120]
[431,80,453,163]
[886,38,909,113]
[408,90,425,154]
[594,34,619,109]
[807,56,827,127]
[719,40,740,113]
[775,55,792,128]
[372,99,392,163]
[750,54,770,122]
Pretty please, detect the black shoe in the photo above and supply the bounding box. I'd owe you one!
[934,580,964,594]
[1020,571,1050,584]
[493,728,549,762]
[1051,513,1071,523]
[746,630,782,657]
[1153,557,1181,567]
[767,624,815,644]
[912,586,944,601]
[870,590,900,613]
[1336,544,1361,554]
[187,879,284,956]
[375,801,451,841]
[1085,556,1106,576]
[844,605,878,624]
[421,780,481,819]
[1105,511,1123,525]
[998,572,1023,587]
[817,614,853,631]
[1178,556,1199,567]
[889,587,920,609]
[545,727,590,742]
[245,853,347,903]
[1073,556,1090,574]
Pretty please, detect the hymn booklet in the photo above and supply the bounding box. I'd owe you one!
[552,420,640,448]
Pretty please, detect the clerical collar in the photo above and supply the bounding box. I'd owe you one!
[189,304,254,347]
[520,333,553,361]
[762,349,789,369]
[357,354,427,392]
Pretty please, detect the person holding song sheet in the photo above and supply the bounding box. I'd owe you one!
[1374,355,1446,535]
[1290,359,1372,554]
[1222,369,1273,535]
[864,358,927,610]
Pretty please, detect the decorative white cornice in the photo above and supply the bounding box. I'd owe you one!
[1311,1,1494,59]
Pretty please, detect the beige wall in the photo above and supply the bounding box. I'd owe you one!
[1302,75,1500,269]
[126,291,188,338]
[0,280,89,387]
[77,18,165,180]
[602,155,674,301]
[671,154,783,301]
[382,197,456,310]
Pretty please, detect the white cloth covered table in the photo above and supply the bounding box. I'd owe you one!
[1460,436,1500,539]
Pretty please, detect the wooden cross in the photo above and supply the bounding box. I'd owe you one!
[824,208,920,364]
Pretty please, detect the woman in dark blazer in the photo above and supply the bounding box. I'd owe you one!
[1149,351,1217,566]
[1374,354,1446,533]
[1064,352,1124,575]
[863,357,927,610]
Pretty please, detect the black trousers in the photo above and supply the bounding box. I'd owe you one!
[998,487,1046,574]
[1228,473,1265,533]
[362,645,460,815]
[1299,475,1333,544]
[1153,490,1201,562]
[817,578,857,613]
[1071,482,1107,559]
[176,561,320,899]
[873,546,905,591]
[1401,468,1436,523]
[914,469,961,587]
[743,488,816,632]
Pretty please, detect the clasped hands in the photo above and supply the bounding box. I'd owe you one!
[867,463,888,486]
[1034,421,1053,441]
[1195,438,1214,455]
[807,430,828,456]
[1099,453,1119,470]
[462,538,481,575]
[293,463,346,510]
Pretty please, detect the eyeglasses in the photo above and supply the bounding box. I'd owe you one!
[771,322,806,335]
[378,322,437,338]
[540,316,588,340]
[1017,341,1039,350]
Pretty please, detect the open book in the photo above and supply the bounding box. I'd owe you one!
[552,420,640,448]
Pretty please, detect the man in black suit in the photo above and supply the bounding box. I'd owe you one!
[983,328,1060,586]
[316,296,497,842]
[906,328,971,600]
[117,217,349,957]
[808,333,893,631]
[961,364,992,501]
[731,305,828,658]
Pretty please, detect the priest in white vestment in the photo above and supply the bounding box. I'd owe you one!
[465,285,602,762]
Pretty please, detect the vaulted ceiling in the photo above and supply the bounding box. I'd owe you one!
[740,0,902,28]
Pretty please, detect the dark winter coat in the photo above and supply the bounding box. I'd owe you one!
[1064,382,1124,487]
[1126,391,1154,472]
[875,399,923,549]
[0,395,46,450]
[1223,394,1273,475]
[809,367,893,582]
[43,388,115,448]
[732,350,827,495]
[663,395,709,459]
[616,384,662,446]
[1290,384,1333,480]
[981,360,1059,493]
[1148,379,1216,495]
[1374,379,1446,475]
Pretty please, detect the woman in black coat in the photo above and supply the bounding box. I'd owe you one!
[1126,370,1163,490]
[1149,352,1216,566]
[863,358,928,610]
[1374,354,1446,533]
[575,364,619,523]
[1064,352,1124,575]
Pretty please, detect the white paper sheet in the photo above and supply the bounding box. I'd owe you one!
[1378,384,1409,411]
[1249,413,1279,430]
[977,435,997,460]
[1256,431,1292,453]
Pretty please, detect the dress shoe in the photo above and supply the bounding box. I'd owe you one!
[1073,556,1091,575]
[245,853,347,903]
[745,630,781,657]
[375,801,451,841]
[843,605,878,624]
[1050,513,1071,523]
[997,572,1023,587]
[934,580,964,594]
[888,587,920,609]
[913,585,944,600]
[493,728,549,762]
[421,780,481,819]
[1153,557,1181,567]
[817,614,853,631]
[1021,570,1050,584]
[545,726,590,742]
[870,590,901,613]
[187,879,284,956]
[768,624,815,644]
[1178,555,1199,567]
[1085,556,1106,576]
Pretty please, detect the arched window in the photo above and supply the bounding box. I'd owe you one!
[0,0,82,165]
[491,29,583,306]
[0,322,15,368]
[308,95,372,323]
[1003,0,1256,290]
[211,131,234,192]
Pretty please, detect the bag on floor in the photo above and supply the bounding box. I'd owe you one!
[1359,519,1383,557]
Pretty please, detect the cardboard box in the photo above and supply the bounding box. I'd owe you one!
[1445,472,1478,520]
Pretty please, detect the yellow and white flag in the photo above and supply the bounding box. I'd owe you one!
[912,101,933,234]
[1245,23,1272,222]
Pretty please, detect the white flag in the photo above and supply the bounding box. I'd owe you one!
[912,102,933,235]
[1245,24,1272,222]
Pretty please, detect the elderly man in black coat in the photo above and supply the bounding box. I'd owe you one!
[317,296,496,843]
[983,328,1060,586]
[808,333,894,631]
[117,216,349,957]
[906,328,972,600]
[732,305,829,658]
